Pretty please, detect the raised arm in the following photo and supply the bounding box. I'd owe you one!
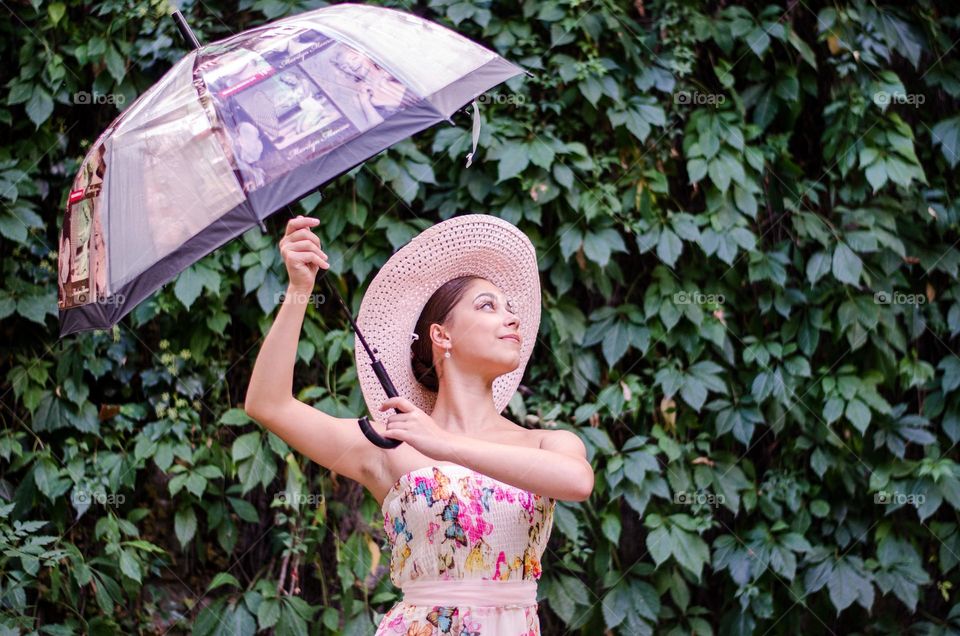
[244,216,379,486]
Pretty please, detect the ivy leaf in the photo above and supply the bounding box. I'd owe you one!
[601,512,621,545]
[558,224,583,261]
[583,231,612,266]
[496,143,529,183]
[865,161,888,191]
[680,375,707,411]
[939,357,960,394]
[174,265,204,310]
[119,549,141,583]
[25,86,53,128]
[746,26,772,57]
[405,161,437,185]
[707,158,732,193]
[831,243,862,286]
[646,525,671,567]
[48,3,66,25]
[845,398,871,434]
[734,184,758,218]
[186,473,207,498]
[806,250,831,285]
[105,44,126,83]
[656,228,683,267]
[687,158,707,183]
[828,557,875,614]
[175,506,197,548]
[601,321,630,367]
[527,140,555,170]
[931,116,960,168]
[578,76,602,106]
[669,524,710,580]
[232,431,261,462]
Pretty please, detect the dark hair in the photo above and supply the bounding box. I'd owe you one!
[410,275,484,391]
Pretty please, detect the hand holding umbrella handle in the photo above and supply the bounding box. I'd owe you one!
[357,359,402,449]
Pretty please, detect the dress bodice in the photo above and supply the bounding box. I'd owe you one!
[380,463,556,588]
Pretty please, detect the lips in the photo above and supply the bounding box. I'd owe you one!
[500,334,521,344]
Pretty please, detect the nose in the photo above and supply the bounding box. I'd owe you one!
[504,309,520,330]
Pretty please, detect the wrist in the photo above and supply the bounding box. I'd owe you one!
[441,431,461,462]
[283,284,315,305]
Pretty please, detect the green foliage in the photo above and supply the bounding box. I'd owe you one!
[1,0,960,633]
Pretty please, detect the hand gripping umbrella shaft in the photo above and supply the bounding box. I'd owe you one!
[319,273,402,449]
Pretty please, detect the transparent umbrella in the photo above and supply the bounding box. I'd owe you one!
[57,4,529,447]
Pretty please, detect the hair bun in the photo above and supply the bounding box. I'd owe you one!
[410,344,439,392]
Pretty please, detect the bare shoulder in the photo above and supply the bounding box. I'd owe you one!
[538,428,588,458]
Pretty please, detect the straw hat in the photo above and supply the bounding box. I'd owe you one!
[355,214,541,423]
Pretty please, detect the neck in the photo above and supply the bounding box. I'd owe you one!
[429,365,503,435]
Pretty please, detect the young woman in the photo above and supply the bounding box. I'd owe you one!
[245,213,594,634]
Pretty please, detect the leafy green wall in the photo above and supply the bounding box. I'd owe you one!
[2,0,959,634]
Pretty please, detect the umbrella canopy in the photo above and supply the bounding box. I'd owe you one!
[57,2,527,337]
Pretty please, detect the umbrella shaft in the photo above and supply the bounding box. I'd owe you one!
[172,11,201,50]
[320,273,378,362]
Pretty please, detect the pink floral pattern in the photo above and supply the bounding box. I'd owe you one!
[375,464,555,635]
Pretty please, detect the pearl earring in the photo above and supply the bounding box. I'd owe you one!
[444,346,451,359]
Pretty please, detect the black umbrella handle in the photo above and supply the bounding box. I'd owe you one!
[358,415,401,449]
[357,359,402,449]
[314,271,402,449]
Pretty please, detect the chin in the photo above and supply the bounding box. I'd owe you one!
[479,356,520,378]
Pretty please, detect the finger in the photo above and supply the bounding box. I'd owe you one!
[283,250,327,272]
[281,232,319,252]
[393,397,417,413]
[284,215,320,236]
[283,246,328,268]
[381,397,415,413]
[283,239,323,254]
[286,228,322,247]
[296,253,326,271]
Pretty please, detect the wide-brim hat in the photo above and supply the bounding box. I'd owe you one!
[355,213,541,423]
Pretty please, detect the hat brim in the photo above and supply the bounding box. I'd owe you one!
[355,214,541,423]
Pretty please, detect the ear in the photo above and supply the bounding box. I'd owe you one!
[428,323,449,348]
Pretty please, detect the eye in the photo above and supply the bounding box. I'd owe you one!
[480,300,494,309]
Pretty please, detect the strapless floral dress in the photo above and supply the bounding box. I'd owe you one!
[375,463,556,635]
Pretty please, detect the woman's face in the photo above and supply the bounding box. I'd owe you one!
[434,278,522,379]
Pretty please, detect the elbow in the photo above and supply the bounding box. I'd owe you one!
[244,390,268,422]
[573,462,595,501]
